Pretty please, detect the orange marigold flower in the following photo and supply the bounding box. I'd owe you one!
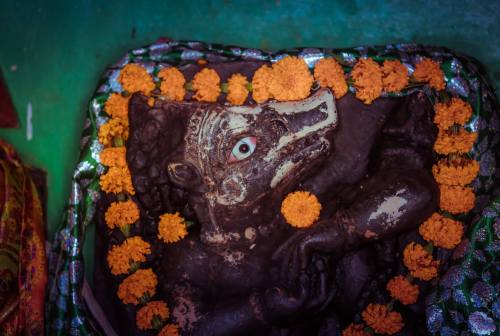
[433,129,477,155]
[434,97,473,130]
[104,93,130,120]
[419,213,464,249]
[351,58,383,104]
[413,57,445,90]
[107,236,151,275]
[313,58,348,99]
[136,300,170,330]
[100,166,135,195]
[432,157,479,186]
[192,68,221,102]
[381,60,409,92]
[158,212,188,243]
[403,242,440,281]
[158,324,180,336]
[362,303,404,335]
[98,118,129,147]
[252,65,273,103]
[118,63,155,94]
[439,185,475,214]
[100,147,127,168]
[342,323,371,336]
[268,56,314,101]
[158,67,186,101]
[386,275,419,305]
[105,199,140,229]
[281,191,322,228]
[227,73,249,105]
[117,268,157,305]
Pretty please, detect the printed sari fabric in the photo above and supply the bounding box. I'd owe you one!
[0,140,47,335]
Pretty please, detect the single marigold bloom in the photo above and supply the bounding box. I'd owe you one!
[227,73,249,105]
[100,147,127,168]
[403,242,440,281]
[434,97,473,130]
[433,129,477,155]
[268,56,314,101]
[104,93,130,120]
[136,300,170,330]
[313,58,348,99]
[252,65,273,103]
[117,268,157,305]
[105,199,140,229]
[351,58,383,104]
[100,166,135,195]
[362,304,404,335]
[419,212,464,249]
[281,191,322,228]
[381,60,409,92]
[158,212,188,243]
[158,324,180,336]
[118,63,155,94]
[386,275,419,305]
[192,68,221,102]
[158,67,186,101]
[439,185,475,214]
[342,323,371,336]
[107,236,151,275]
[432,157,479,186]
[98,117,129,147]
[413,57,445,90]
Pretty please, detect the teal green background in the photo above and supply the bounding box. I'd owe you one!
[1,0,499,240]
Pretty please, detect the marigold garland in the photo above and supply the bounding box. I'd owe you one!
[157,212,188,243]
[100,166,135,195]
[412,57,445,90]
[251,65,273,103]
[136,300,170,330]
[313,58,348,99]
[419,213,464,249]
[351,58,383,104]
[117,268,157,305]
[342,323,371,336]
[100,147,127,168]
[268,56,314,102]
[433,97,473,130]
[105,199,140,229]
[98,117,129,147]
[107,236,151,275]
[104,93,130,120]
[381,60,409,93]
[158,67,186,101]
[158,324,180,336]
[386,275,419,305]
[439,184,475,214]
[403,242,439,281]
[192,68,221,102]
[432,157,479,186]
[118,63,155,94]
[227,73,249,105]
[281,191,322,228]
[362,303,404,335]
[433,128,477,155]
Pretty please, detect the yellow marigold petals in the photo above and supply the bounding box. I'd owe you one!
[362,303,404,335]
[268,56,313,101]
[227,73,249,105]
[158,67,186,101]
[433,129,477,155]
[100,147,127,168]
[104,93,130,120]
[281,191,322,228]
[381,60,409,93]
[434,97,473,131]
[419,213,464,249]
[105,199,140,229]
[192,68,221,102]
[313,58,348,99]
[158,212,188,243]
[342,323,371,336]
[413,57,445,90]
[252,65,273,103]
[432,157,479,186]
[118,63,155,94]
[351,58,383,104]
[98,118,129,147]
[100,166,135,195]
[403,242,440,281]
[107,236,151,275]
[117,268,157,305]
[439,185,475,214]
[158,324,180,336]
[386,275,419,305]
[136,300,170,330]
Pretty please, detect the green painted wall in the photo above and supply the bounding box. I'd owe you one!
[1,0,499,240]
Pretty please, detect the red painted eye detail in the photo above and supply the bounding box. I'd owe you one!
[228,136,257,163]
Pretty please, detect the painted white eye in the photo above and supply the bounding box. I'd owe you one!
[229,136,257,162]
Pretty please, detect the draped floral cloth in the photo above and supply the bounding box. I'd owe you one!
[0,140,47,335]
